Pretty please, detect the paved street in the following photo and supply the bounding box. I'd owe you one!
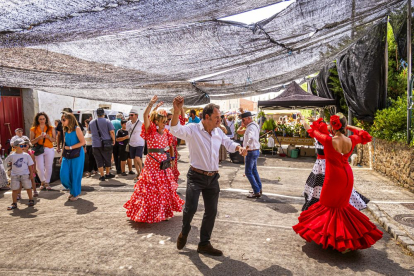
[1,146,414,275]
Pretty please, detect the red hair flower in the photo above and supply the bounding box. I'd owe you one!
[330,115,342,130]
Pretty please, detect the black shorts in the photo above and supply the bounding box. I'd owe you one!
[93,147,112,168]
[129,146,144,159]
[118,147,129,161]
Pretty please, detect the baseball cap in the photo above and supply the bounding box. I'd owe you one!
[12,138,25,147]
[97,108,105,116]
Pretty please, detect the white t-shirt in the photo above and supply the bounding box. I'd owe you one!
[126,120,145,147]
[5,152,34,176]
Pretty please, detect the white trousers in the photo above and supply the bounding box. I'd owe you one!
[35,147,55,183]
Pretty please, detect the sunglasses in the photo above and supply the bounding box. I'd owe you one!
[129,114,135,117]
[19,144,28,148]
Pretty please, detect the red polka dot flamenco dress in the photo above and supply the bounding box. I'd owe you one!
[124,122,184,223]
[293,119,383,252]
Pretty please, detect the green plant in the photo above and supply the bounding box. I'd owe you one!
[369,95,414,146]
[262,118,276,131]
[387,22,407,100]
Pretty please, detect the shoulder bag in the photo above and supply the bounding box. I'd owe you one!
[147,153,171,170]
[125,120,139,153]
[32,126,48,156]
[95,119,113,151]
[62,128,81,159]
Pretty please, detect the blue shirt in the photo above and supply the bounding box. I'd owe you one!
[111,119,122,135]
[188,116,201,124]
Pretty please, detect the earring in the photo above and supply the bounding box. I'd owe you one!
[156,126,159,129]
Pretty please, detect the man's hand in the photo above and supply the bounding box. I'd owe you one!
[56,147,61,153]
[173,96,184,111]
[239,146,248,156]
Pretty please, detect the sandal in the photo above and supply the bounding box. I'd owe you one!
[85,172,91,178]
[28,200,35,207]
[45,184,51,190]
[7,203,17,210]
[40,183,45,190]
[247,193,261,199]
[68,194,73,200]
[69,196,79,201]
[33,191,39,197]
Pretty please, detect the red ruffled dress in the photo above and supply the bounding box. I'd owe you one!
[124,122,184,223]
[292,121,383,251]
[168,115,185,182]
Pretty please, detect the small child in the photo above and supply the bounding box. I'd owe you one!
[21,137,38,197]
[5,138,35,210]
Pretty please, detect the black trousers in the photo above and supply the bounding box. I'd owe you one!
[86,145,97,172]
[113,144,121,172]
[182,168,220,246]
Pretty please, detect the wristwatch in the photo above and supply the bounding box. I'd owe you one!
[69,146,72,150]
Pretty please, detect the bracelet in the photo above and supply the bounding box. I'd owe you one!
[70,146,72,150]
[171,157,176,160]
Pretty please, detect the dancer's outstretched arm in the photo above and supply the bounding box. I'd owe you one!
[144,95,158,131]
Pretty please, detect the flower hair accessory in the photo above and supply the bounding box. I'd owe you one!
[157,109,168,117]
[330,115,342,130]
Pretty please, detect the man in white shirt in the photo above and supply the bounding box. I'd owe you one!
[170,96,247,256]
[241,111,263,198]
[126,109,145,179]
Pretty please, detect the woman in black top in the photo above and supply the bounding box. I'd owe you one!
[116,120,131,176]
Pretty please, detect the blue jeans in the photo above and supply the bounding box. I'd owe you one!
[245,150,262,194]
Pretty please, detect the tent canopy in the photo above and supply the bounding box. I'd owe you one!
[0,0,409,105]
[258,81,336,110]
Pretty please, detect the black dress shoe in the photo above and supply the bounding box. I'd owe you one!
[247,192,261,198]
[197,244,223,256]
[105,173,115,179]
[99,176,106,181]
[129,171,135,175]
[177,232,188,250]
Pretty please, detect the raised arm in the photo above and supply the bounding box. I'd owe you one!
[144,96,158,131]
[152,101,164,112]
[307,119,330,146]
[170,96,192,140]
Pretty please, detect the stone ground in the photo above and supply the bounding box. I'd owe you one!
[1,145,414,275]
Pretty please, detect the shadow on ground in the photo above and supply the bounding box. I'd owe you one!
[180,250,293,276]
[301,239,414,275]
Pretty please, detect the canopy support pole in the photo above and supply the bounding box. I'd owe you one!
[348,112,353,136]
[407,0,412,144]
[385,16,389,102]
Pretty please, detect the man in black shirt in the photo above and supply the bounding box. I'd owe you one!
[116,120,132,176]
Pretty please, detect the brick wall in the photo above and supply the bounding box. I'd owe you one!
[357,139,414,193]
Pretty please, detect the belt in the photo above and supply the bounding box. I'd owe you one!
[190,166,218,176]
[317,154,325,159]
[148,148,166,153]
[248,149,259,151]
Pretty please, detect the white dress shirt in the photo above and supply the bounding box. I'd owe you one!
[170,122,239,172]
[126,120,145,147]
[243,122,260,150]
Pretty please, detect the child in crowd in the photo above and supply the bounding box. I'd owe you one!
[15,137,38,200]
[5,138,35,210]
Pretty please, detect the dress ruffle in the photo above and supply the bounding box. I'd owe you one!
[293,202,383,252]
[123,167,184,223]
[353,129,372,144]
[307,119,329,138]
[140,121,158,140]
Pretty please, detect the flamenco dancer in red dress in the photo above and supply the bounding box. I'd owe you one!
[293,113,382,253]
[152,102,185,182]
[124,96,184,223]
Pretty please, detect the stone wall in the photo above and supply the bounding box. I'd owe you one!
[357,139,414,192]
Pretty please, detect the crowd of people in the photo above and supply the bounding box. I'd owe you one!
[0,95,383,256]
